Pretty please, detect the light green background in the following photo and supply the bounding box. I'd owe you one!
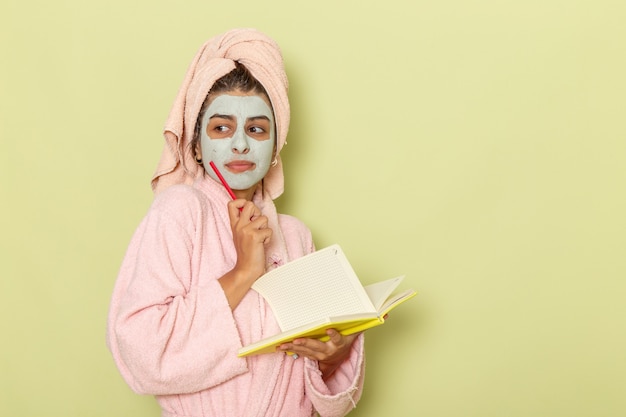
[1,0,625,416]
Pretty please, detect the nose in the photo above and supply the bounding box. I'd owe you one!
[231,128,249,154]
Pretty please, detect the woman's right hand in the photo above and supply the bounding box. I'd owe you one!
[219,199,273,309]
[228,199,273,280]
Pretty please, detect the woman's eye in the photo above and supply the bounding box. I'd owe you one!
[249,126,265,134]
[213,125,231,134]
[206,116,237,139]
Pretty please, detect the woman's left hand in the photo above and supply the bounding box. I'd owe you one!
[278,329,359,380]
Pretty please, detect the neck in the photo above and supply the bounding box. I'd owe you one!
[233,182,260,201]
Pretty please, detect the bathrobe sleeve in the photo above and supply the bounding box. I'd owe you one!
[304,334,366,417]
[107,186,248,395]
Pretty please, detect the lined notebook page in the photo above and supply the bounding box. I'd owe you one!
[252,245,376,331]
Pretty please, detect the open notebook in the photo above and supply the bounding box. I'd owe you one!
[238,244,417,357]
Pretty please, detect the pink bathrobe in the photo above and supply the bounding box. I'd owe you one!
[107,175,365,417]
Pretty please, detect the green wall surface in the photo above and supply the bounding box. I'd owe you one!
[2,0,625,416]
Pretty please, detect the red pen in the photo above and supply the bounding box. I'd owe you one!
[209,161,242,209]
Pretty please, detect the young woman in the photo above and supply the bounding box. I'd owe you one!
[107,28,364,417]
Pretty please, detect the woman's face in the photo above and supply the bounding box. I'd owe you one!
[198,90,275,191]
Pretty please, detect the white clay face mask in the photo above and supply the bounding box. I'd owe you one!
[200,94,275,191]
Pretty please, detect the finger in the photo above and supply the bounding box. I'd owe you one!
[287,345,325,361]
[259,227,272,245]
[279,339,328,359]
[246,216,271,242]
[250,212,269,224]
[263,229,272,244]
[241,201,263,222]
[326,329,342,345]
[248,214,269,230]
[236,201,252,219]
[227,199,245,224]
[342,332,359,346]
[229,200,262,227]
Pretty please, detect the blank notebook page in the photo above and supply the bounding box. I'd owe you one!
[252,245,376,331]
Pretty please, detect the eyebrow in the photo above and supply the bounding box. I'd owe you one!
[248,115,271,122]
[209,114,235,121]
[209,114,271,122]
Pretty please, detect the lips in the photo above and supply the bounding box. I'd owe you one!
[225,160,256,173]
